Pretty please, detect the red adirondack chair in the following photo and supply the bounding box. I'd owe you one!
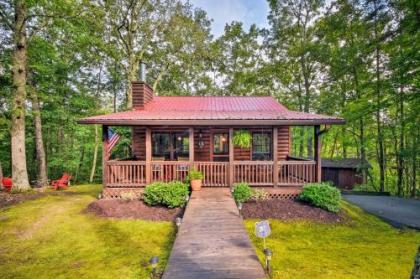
[1,178,13,192]
[51,173,71,190]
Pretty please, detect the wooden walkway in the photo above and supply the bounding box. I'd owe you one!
[163,189,266,279]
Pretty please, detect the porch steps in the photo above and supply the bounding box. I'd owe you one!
[162,189,266,279]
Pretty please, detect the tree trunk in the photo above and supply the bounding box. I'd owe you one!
[126,59,138,109]
[397,86,404,196]
[28,81,48,187]
[373,4,385,192]
[11,0,30,191]
[0,161,3,190]
[342,126,347,158]
[74,147,85,182]
[375,37,385,192]
[411,132,418,198]
[89,125,100,183]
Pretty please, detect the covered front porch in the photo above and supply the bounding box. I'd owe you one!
[102,125,324,188]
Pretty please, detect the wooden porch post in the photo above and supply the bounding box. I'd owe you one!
[273,127,278,187]
[102,125,109,187]
[229,128,234,187]
[145,128,152,184]
[189,128,194,163]
[314,125,322,182]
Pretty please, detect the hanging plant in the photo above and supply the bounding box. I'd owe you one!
[232,130,252,149]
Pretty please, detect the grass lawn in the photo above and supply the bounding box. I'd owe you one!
[0,185,175,279]
[245,202,420,279]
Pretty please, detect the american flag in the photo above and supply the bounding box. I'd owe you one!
[107,128,120,156]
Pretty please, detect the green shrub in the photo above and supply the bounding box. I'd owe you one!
[186,168,204,182]
[353,183,377,192]
[143,181,189,208]
[232,183,252,203]
[299,183,342,213]
[252,188,269,201]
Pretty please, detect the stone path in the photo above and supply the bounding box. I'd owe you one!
[162,188,266,279]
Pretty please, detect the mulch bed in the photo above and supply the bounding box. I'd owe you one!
[86,199,184,221]
[241,199,346,223]
[0,191,45,208]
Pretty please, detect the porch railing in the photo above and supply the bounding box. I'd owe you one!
[104,160,316,187]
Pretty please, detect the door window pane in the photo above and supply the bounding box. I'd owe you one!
[173,133,189,159]
[213,133,229,155]
[252,132,272,160]
[152,133,170,159]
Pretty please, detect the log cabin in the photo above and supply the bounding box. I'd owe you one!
[78,73,345,199]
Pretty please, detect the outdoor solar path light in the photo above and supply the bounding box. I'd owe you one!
[175,217,182,228]
[149,256,159,277]
[237,202,243,211]
[264,248,273,274]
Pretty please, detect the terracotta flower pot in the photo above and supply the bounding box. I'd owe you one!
[190,179,202,191]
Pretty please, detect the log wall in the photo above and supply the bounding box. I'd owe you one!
[131,126,290,161]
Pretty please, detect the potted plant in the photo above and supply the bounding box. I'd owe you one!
[187,169,204,191]
[232,129,252,148]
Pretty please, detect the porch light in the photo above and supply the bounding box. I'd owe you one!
[198,130,205,149]
[263,248,272,273]
[177,136,182,141]
[175,217,182,228]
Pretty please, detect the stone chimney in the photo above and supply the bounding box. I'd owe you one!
[132,62,153,110]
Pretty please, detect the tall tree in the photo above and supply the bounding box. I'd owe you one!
[105,0,176,108]
[214,22,263,96]
[267,0,325,157]
[28,73,47,186]
[9,0,30,190]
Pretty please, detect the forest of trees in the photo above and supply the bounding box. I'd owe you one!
[0,0,418,196]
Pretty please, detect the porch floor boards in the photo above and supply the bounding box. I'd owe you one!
[162,189,266,279]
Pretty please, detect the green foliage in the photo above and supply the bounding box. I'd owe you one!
[232,183,252,203]
[252,188,269,201]
[232,130,252,148]
[299,183,342,213]
[186,168,204,181]
[353,183,378,192]
[143,181,190,208]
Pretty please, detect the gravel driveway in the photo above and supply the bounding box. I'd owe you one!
[343,195,420,229]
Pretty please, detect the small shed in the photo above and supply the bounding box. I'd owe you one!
[321,158,370,189]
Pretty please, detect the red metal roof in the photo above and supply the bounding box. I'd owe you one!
[78,96,344,125]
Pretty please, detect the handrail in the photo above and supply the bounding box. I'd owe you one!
[104,160,316,187]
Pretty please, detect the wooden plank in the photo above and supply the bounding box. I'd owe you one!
[314,125,321,182]
[189,127,194,162]
[162,189,266,279]
[273,127,278,187]
[229,128,234,187]
[145,128,151,184]
[102,125,109,187]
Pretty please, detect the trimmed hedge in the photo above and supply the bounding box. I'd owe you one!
[232,183,252,203]
[299,183,342,213]
[143,181,189,208]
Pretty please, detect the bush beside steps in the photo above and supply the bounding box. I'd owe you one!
[299,183,342,213]
[143,181,190,208]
